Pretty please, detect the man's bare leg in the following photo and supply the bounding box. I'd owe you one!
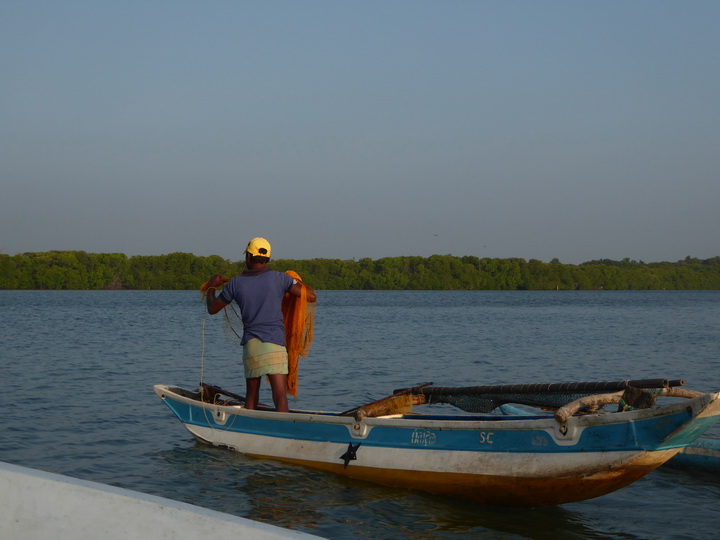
[267,374,289,412]
[245,377,261,409]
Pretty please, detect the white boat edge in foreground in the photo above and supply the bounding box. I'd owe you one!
[0,461,323,540]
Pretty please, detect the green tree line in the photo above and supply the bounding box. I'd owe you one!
[2,251,719,291]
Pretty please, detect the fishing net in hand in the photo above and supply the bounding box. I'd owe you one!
[200,277,244,341]
[200,277,230,299]
[282,271,315,397]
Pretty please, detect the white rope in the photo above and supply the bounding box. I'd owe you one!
[199,311,240,432]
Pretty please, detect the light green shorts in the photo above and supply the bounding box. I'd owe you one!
[242,338,289,379]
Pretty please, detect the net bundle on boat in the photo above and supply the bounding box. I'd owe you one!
[342,390,421,420]
[398,379,684,413]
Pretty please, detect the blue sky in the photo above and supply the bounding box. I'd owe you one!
[2,1,718,264]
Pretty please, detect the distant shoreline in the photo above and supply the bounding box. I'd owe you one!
[2,251,718,291]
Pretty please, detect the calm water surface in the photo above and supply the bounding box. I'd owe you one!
[1,290,719,539]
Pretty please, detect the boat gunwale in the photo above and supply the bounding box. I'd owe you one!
[153,384,719,432]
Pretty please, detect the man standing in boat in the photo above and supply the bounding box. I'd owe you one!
[204,237,316,412]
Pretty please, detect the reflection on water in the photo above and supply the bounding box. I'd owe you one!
[1,290,720,539]
[153,443,650,540]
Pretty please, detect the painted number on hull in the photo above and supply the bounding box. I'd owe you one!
[531,435,548,447]
[411,429,437,446]
[479,431,494,444]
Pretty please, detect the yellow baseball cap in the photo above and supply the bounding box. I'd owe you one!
[245,237,271,257]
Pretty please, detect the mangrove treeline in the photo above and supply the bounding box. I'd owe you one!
[1,251,719,291]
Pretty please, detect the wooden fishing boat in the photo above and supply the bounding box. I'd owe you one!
[667,436,720,472]
[154,378,720,507]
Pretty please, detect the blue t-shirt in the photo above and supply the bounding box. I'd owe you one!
[219,270,296,346]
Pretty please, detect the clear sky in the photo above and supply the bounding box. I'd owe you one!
[2,1,718,264]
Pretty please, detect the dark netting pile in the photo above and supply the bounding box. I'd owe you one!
[399,379,683,413]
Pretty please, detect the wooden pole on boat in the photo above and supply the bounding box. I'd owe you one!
[395,378,684,398]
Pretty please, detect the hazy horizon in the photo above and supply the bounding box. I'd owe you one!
[2,2,718,265]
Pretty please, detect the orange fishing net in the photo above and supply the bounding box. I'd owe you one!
[282,271,315,397]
